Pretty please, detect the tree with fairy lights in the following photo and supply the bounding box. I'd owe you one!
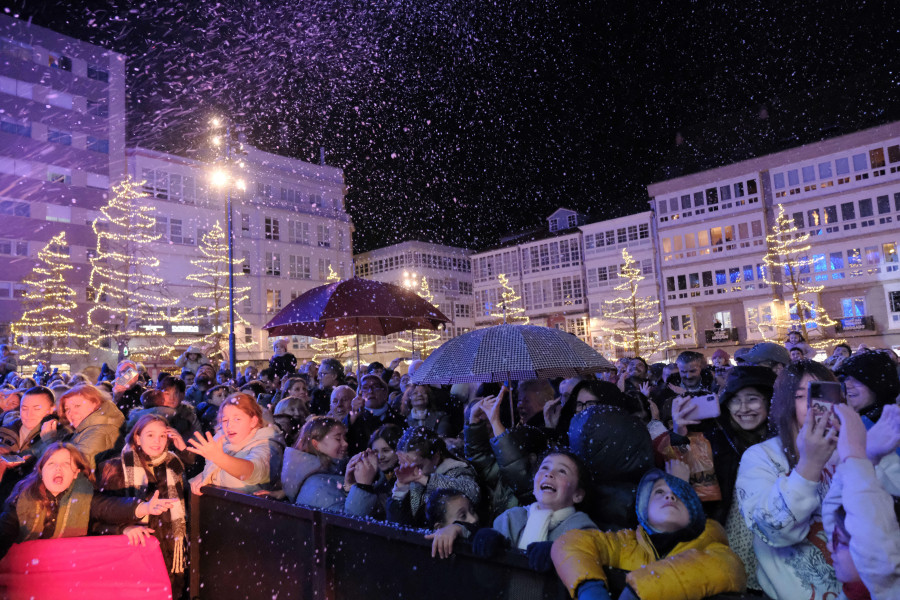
[395,275,442,358]
[596,249,673,359]
[177,222,252,363]
[310,264,373,365]
[10,232,90,363]
[760,204,842,348]
[489,273,529,325]
[87,177,181,361]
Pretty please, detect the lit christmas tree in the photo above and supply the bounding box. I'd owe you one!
[489,273,529,325]
[395,275,442,358]
[760,204,842,348]
[177,222,252,363]
[10,232,90,363]
[310,264,373,365]
[596,249,673,359]
[87,177,181,361]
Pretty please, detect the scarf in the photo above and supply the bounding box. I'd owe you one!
[17,475,94,542]
[517,503,575,549]
[366,405,389,418]
[410,408,428,422]
[122,446,187,574]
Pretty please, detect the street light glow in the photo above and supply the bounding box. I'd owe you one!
[211,117,221,127]
[210,169,229,187]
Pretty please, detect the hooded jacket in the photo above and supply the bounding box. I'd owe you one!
[552,469,745,600]
[64,398,125,469]
[190,425,283,494]
[280,447,377,517]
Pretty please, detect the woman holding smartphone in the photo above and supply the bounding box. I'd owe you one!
[735,360,900,600]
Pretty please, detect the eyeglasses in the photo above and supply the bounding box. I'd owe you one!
[575,400,599,413]
[726,397,765,411]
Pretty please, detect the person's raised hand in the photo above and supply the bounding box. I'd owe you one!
[543,398,562,429]
[353,450,378,486]
[468,400,486,424]
[665,459,691,482]
[388,357,403,370]
[187,431,225,462]
[863,403,900,464]
[40,419,58,440]
[136,490,178,518]
[395,460,424,486]
[671,395,699,436]
[796,410,838,481]
[166,427,186,452]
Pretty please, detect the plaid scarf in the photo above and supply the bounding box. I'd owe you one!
[122,446,187,574]
[17,475,94,542]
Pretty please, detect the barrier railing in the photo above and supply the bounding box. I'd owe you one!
[189,486,568,600]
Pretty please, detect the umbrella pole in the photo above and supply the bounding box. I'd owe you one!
[356,333,361,374]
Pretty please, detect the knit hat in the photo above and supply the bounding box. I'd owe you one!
[718,366,777,406]
[710,349,731,362]
[743,342,791,367]
[635,469,705,535]
[836,351,900,412]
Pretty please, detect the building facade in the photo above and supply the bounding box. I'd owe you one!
[127,145,352,366]
[648,121,900,354]
[354,240,473,362]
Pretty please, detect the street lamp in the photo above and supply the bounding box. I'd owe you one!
[401,271,419,355]
[209,118,245,377]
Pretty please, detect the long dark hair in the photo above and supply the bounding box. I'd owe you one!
[296,415,346,469]
[11,443,93,511]
[771,360,836,468]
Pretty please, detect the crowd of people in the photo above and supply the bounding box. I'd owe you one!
[0,334,898,600]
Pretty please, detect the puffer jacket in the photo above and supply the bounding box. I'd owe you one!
[463,420,518,520]
[490,424,547,506]
[552,520,746,600]
[63,398,125,469]
[568,405,653,530]
[280,447,377,517]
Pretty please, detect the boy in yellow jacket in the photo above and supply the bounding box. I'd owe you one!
[551,469,746,600]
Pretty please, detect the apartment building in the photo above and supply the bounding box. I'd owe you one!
[0,14,125,336]
[472,208,591,343]
[581,212,660,357]
[354,240,473,361]
[127,145,352,365]
[648,121,900,353]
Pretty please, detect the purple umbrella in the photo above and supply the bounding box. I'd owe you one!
[263,277,451,366]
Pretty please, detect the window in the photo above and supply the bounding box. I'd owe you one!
[859,198,873,218]
[715,270,726,285]
[266,289,282,313]
[841,297,866,318]
[773,173,785,189]
[824,206,838,224]
[713,311,732,329]
[705,187,718,205]
[870,148,885,168]
[835,157,850,175]
[710,227,723,246]
[787,170,799,186]
[734,182,744,197]
[0,240,27,256]
[264,217,279,240]
[86,99,108,117]
[729,267,740,284]
[239,213,250,237]
[87,65,109,82]
[242,251,251,275]
[751,220,763,237]
[47,91,73,110]
[49,54,72,71]
[890,291,900,313]
[317,224,331,248]
[265,252,281,276]
[289,220,309,244]
[792,212,804,229]
[818,162,833,179]
[877,195,891,214]
[719,185,731,201]
[567,214,577,228]
[847,248,862,266]
[830,251,844,271]
[885,243,898,264]
[693,192,704,208]
[865,246,881,265]
[852,153,867,172]
[169,218,193,245]
[840,202,856,221]
[689,273,700,289]
[743,264,755,281]
[801,165,815,183]
[658,200,668,215]
[0,200,29,217]
[0,118,30,137]
[86,136,109,154]
[702,271,713,287]
[47,129,72,145]
[889,146,900,164]
[681,195,691,210]
[454,304,471,319]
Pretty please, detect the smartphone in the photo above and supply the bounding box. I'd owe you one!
[0,454,25,464]
[808,381,843,425]
[689,393,721,420]
[115,367,139,389]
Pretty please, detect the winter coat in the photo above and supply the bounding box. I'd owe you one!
[280,447,378,517]
[346,406,406,455]
[190,425,283,494]
[174,352,210,374]
[406,410,452,437]
[736,436,900,600]
[463,420,518,520]
[126,404,202,446]
[568,405,654,530]
[490,424,547,507]
[62,398,125,470]
[493,506,596,547]
[386,456,481,528]
[269,353,297,380]
[0,417,57,503]
[823,457,900,600]
[551,519,746,600]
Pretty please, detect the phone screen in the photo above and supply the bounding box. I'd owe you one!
[808,381,843,425]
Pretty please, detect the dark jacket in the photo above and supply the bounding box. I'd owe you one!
[0,417,57,504]
[280,448,377,517]
[269,353,297,380]
[346,407,406,455]
[463,420,519,520]
[568,405,654,530]
[490,424,547,507]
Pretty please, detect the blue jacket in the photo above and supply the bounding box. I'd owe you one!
[281,447,377,517]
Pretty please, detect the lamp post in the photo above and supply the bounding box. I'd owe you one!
[209,118,245,377]
[402,271,418,355]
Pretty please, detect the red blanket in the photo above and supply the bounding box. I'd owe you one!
[0,535,172,599]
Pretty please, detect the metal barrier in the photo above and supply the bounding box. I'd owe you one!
[189,486,568,600]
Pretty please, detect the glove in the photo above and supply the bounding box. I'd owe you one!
[526,541,554,572]
[576,580,612,600]
[617,586,640,600]
[471,528,508,558]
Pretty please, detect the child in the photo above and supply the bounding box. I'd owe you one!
[423,488,480,559]
[551,468,746,600]
[471,450,597,571]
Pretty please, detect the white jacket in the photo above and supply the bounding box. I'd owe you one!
[823,456,900,600]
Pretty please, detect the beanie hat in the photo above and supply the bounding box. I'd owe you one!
[718,366,777,406]
[743,342,791,367]
[635,469,705,535]
[710,349,731,362]
[836,351,900,412]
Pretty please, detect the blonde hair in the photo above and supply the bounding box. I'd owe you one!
[56,384,110,427]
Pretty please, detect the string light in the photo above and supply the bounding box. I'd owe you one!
[596,248,673,359]
[175,222,252,363]
[488,273,529,325]
[395,274,442,358]
[10,232,90,362]
[87,177,183,359]
[309,265,373,366]
[759,204,843,349]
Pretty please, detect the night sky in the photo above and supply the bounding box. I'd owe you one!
[3,1,899,252]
